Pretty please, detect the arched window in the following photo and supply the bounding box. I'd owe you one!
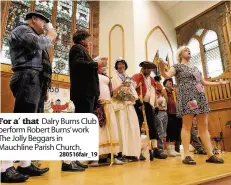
[187,29,224,78]
[203,30,223,78]
[187,38,203,74]
[1,0,92,76]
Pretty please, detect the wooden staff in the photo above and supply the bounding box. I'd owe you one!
[139,82,154,161]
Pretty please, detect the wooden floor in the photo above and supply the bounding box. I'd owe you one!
[3,153,231,185]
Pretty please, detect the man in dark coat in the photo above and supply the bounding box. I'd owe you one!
[69,30,106,113]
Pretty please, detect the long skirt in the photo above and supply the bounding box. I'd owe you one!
[99,103,120,155]
[113,101,141,157]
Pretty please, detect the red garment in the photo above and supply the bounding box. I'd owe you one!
[51,102,69,113]
[156,82,163,92]
[132,73,156,98]
[166,89,176,114]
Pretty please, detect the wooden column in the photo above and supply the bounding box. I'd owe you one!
[50,1,58,62]
[223,17,231,71]
[1,1,10,48]
[89,6,94,57]
[29,1,35,11]
[192,35,208,79]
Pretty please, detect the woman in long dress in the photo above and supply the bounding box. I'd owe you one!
[159,46,227,165]
[91,56,123,166]
[111,58,141,161]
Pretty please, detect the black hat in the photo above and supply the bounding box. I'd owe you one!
[115,58,128,70]
[163,78,173,87]
[139,61,156,69]
[25,12,49,23]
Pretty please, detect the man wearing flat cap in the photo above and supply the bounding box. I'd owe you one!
[9,11,58,112]
[1,12,57,183]
[132,61,167,160]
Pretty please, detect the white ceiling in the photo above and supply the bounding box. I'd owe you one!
[155,1,221,27]
[156,1,180,11]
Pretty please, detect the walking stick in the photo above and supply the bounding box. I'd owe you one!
[139,82,154,161]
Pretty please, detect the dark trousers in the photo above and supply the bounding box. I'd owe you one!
[72,96,96,113]
[191,126,205,151]
[10,69,44,113]
[166,114,182,142]
[134,102,158,140]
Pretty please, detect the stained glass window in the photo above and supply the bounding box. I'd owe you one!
[1,0,31,64]
[35,0,54,22]
[52,0,73,75]
[203,30,224,78]
[76,0,90,30]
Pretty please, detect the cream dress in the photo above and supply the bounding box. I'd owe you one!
[98,74,120,155]
[111,72,141,157]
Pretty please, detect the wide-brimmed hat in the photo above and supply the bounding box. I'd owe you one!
[139,61,157,69]
[25,12,49,23]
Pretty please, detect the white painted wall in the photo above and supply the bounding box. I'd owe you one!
[167,1,220,27]
[133,0,177,73]
[99,1,135,76]
[99,1,178,76]
[147,29,173,65]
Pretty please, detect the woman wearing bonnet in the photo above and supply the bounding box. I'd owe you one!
[91,56,123,166]
[159,46,228,165]
[111,57,141,162]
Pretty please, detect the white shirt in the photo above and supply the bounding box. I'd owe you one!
[98,74,111,101]
[143,76,151,103]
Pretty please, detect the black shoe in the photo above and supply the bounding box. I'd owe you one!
[149,150,154,161]
[62,161,85,172]
[75,161,88,168]
[129,156,138,162]
[182,156,196,165]
[153,148,167,159]
[194,149,207,155]
[139,153,146,161]
[17,164,49,176]
[1,166,29,183]
[125,156,133,162]
[117,156,129,163]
